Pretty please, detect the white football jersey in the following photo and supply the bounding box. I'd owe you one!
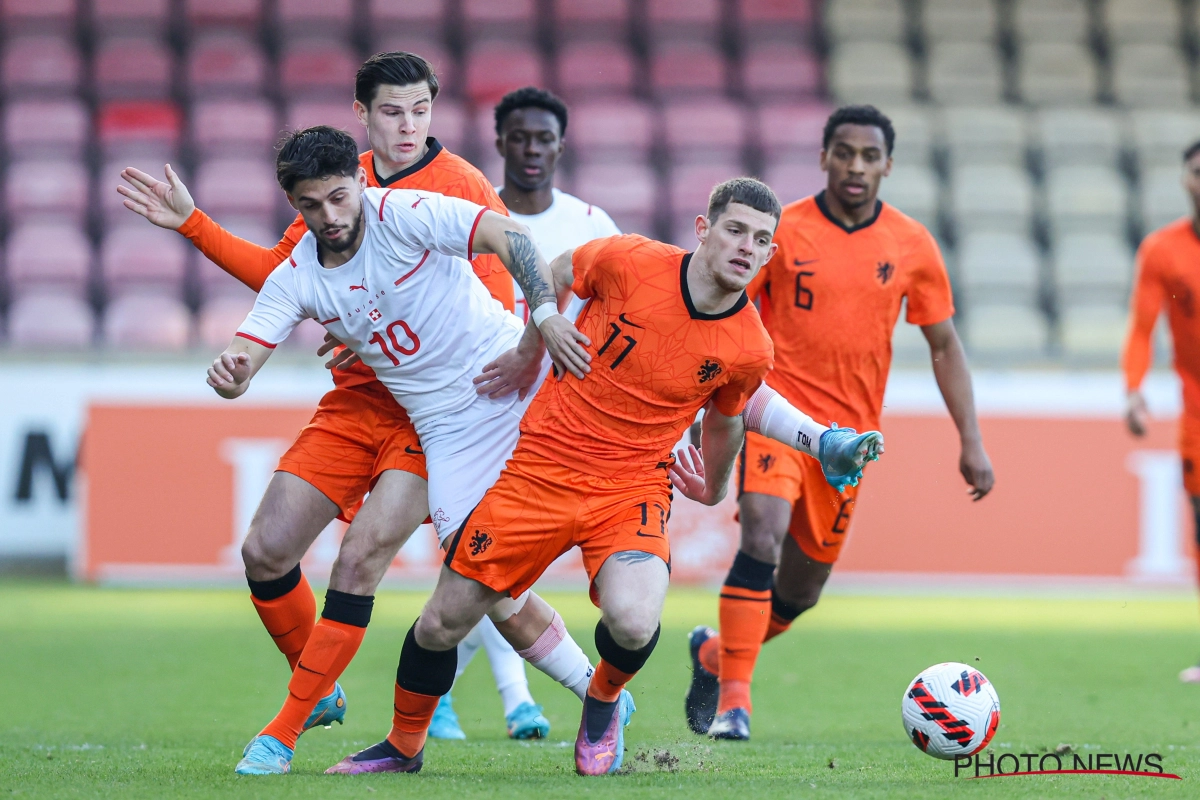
[237,187,523,430]
[500,187,621,322]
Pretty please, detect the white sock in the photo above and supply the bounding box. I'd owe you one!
[742,384,829,458]
[454,622,485,683]
[517,611,594,702]
[479,616,535,715]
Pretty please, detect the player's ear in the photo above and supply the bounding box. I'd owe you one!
[495,134,504,157]
[883,154,894,178]
[764,241,779,263]
[818,149,829,172]
[356,166,368,189]
[352,99,369,130]
[286,192,299,211]
[694,214,710,244]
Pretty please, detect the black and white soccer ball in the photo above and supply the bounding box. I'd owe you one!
[901,662,1000,760]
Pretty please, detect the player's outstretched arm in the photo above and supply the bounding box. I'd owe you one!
[668,405,744,506]
[207,336,274,399]
[117,164,195,230]
[921,319,994,501]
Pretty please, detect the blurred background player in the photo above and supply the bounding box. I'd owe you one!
[1123,140,1200,684]
[117,52,556,742]
[686,105,995,741]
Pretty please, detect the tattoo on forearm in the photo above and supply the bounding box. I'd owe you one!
[612,550,661,565]
[505,231,555,311]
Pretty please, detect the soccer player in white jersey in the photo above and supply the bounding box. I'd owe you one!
[208,126,598,775]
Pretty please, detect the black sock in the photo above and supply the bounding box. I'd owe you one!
[353,739,405,762]
[584,695,619,742]
[246,563,301,600]
[395,620,458,696]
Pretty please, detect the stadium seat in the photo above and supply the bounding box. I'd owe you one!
[1103,0,1179,45]
[197,291,256,350]
[195,218,279,298]
[1051,232,1131,301]
[0,0,76,34]
[1044,165,1128,236]
[827,41,913,104]
[191,99,279,158]
[463,42,545,105]
[1138,166,1190,233]
[556,41,635,99]
[646,0,722,44]
[878,165,939,231]
[100,224,188,290]
[1059,302,1127,360]
[941,106,1027,169]
[2,99,88,158]
[1,36,81,97]
[94,36,174,100]
[103,289,192,351]
[99,157,185,222]
[1011,0,1090,43]
[275,0,354,39]
[1032,107,1122,168]
[193,158,278,224]
[572,162,658,226]
[949,164,1034,235]
[370,36,456,93]
[3,158,89,223]
[1111,44,1190,108]
[740,44,821,100]
[927,43,1004,104]
[762,160,825,205]
[962,302,1050,359]
[737,0,815,45]
[567,99,656,164]
[7,290,94,349]
[183,0,263,31]
[886,105,935,166]
[285,101,367,149]
[97,100,182,158]
[663,99,747,165]
[553,0,630,41]
[1016,43,1098,104]
[755,102,831,163]
[920,0,996,43]
[668,161,746,230]
[92,0,170,36]
[186,34,268,98]
[4,222,92,291]
[649,42,727,97]
[1128,110,1200,169]
[956,232,1041,303]
[461,0,537,43]
[428,99,467,157]
[279,39,358,100]
[823,0,907,44]
[366,0,446,38]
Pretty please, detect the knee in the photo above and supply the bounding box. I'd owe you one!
[415,605,472,652]
[773,580,822,617]
[739,513,788,563]
[240,529,291,579]
[603,610,660,651]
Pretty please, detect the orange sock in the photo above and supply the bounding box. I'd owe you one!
[259,618,365,748]
[716,586,771,714]
[587,659,637,703]
[386,686,440,758]
[698,635,720,675]
[764,611,794,644]
[249,569,316,671]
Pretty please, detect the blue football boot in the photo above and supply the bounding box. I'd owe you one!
[235,734,293,775]
[303,682,346,732]
[818,424,884,492]
[708,707,751,741]
[428,693,467,740]
[506,701,551,739]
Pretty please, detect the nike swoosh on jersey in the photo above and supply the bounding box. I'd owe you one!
[793,259,819,267]
[404,445,424,455]
[634,530,661,538]
[618,312,645,328]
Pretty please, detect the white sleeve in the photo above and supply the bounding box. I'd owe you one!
[590,204,622,237]
[236,264,307,348]
[381,190,488,262]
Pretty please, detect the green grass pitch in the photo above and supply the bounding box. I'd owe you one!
[3,582,1200,798]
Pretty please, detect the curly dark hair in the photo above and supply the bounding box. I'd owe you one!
[276,126,361,194]
[822,104,895,155]
[494,86,569,137]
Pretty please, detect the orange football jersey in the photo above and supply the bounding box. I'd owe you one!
[177,138,513,389]
[517,235,774,478]
[748,192,954,432]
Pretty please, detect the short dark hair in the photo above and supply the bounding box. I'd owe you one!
[1185,140,1200,162]
[276,126,361,194]
[822,104,895,155]
[494,86,569,137]
[707,178,782,224]
[355,51,440,108]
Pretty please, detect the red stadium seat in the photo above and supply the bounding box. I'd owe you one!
[367,0,446,38]
[0,0,77,34]
[646,0,722,43]
[572,162,658,220]
[193,158,278,222]
[568,99,656,164]
[461,0,537,42]
[663,99,748,164]
[276,0,354,39]
[553,0,630,40]
[755,102,832,161]
[279,39,358,100]
[3,158,89,223]
[463,42,545,105]
[668,161,746,226]
[3,99,89,158]
[762,160,826,205]
[8,290,95,348]
[556,41,635,99]
[94,36,173,100]
[97,100,182,157]
[369,36,456,94]
[183,0,263,31]
[103,289,192,351]
[741,44,822,99]
[197,291,256,349]
[186,34,268,98]
[1,36,81,97]
[738,0,815,43]
[650,42,727,97]
[5,222,92,291]
[285,101,367,148]
[92,0,170,35]
[101,224,188,289]
[429,99,468,155]
[191,99,279,157]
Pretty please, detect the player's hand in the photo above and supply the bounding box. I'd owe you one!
[537,314,591,380]
[669,444,720,505]
[318,332,362,371]
[960,438,994,502]
[116,164,195,230]
[207,352,252,398]
[1125,390,1148,437]
[474,344,542,400]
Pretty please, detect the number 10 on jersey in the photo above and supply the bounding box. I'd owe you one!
[368,319,421,365]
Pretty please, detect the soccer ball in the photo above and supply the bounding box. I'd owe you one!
[901,662,1000,760]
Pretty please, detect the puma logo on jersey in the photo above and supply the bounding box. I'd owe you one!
[349,283,367,292]
[697,359,722,383]
[412,196,428,208]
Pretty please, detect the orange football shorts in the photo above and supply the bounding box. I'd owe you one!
[1180,414,1200,497]
[445,449,672,605]
[737,431,861,565]
[276,382,427,522]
